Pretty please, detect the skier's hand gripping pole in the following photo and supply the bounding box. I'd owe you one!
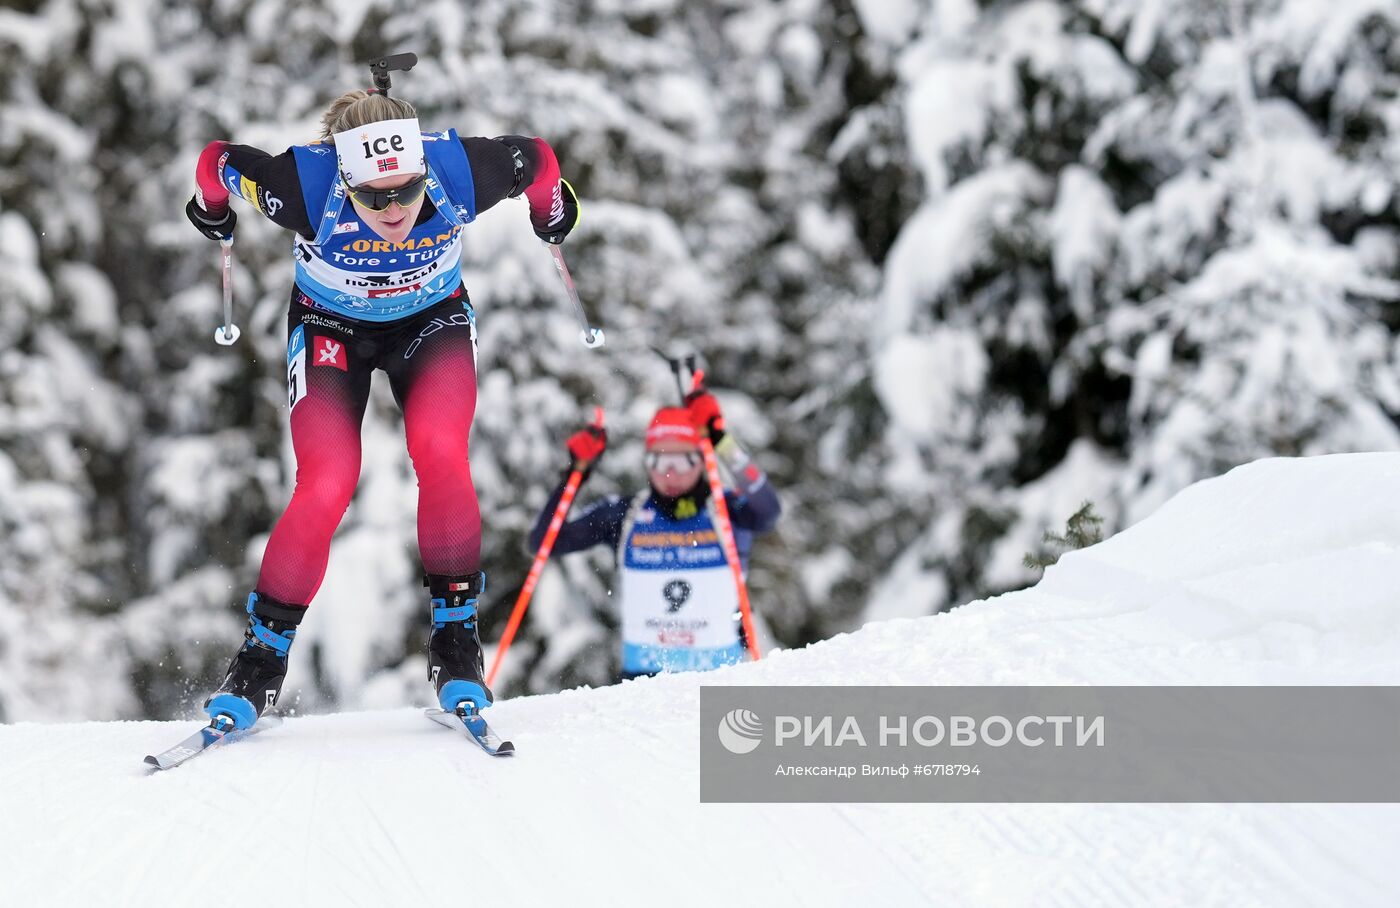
[690,370,762,662]
[487,406,606,688]
[547,244,605,348]
[214,237,240,346]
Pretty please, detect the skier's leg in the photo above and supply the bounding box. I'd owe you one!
[255,307,372,605]
[386,293,481,576]
[385,293,490,708]
[206,306,371,726]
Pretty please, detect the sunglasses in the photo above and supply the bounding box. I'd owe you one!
[645,451,702,473]
[345,173,428,211]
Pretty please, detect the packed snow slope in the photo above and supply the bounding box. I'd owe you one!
[3,454,1399,907]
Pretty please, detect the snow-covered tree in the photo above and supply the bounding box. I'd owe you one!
[859,0,1400,617]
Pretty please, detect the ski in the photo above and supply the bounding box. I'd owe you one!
[143,715,282,771]
[425,705,516,756]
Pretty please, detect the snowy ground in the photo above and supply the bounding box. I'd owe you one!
[3,454,1399,907]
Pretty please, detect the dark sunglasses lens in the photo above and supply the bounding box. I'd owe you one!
[393,179,427,206]
[350,177,426,211]
[359,191,389,211]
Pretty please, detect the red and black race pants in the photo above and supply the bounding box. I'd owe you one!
[256,289,481,606]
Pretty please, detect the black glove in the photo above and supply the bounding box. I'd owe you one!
[531,179,580,245]
[185,196,236,241]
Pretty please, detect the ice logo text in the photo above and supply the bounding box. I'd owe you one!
[718,709,764,755]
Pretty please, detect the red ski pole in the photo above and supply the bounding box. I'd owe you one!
[690,371,762,661]
[487,407,605,687]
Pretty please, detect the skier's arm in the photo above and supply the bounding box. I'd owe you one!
[527,475,630,555]
[683,389,781,533]
[188,141,314,238]
[718,436,782,533]
[461,135,579,242]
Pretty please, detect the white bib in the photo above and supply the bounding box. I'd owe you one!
[617,500,742,673]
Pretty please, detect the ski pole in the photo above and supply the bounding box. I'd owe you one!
[213,237,240,346]
[688,369,762,662]
[653,346,697,402]
[487,406,606,687]
[546,244,605,349]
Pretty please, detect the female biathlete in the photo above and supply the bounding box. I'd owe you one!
[185,89,578,728]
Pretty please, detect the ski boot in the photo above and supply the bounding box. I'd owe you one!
[204,592,305,730]
[426,571,493,712]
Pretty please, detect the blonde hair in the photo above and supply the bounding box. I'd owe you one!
[319,90,418,140]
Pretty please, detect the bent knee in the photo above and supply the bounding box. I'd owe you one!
[407,432,469,481]
[292,464,360,514]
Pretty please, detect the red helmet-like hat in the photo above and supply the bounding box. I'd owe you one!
[645,407,700,449]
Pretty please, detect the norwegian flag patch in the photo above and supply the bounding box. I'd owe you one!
[376,157,398,172]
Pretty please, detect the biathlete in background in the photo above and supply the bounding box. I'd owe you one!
[185,87,579,728]
[529,389,781,680]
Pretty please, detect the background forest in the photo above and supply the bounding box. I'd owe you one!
[2,0,1399,720]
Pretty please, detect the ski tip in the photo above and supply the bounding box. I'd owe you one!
[496,741,517,757]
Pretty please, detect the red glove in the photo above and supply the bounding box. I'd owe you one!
[685,390,725,442]
[566,424,607,470]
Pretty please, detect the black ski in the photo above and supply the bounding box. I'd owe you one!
[144,715,282,771]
